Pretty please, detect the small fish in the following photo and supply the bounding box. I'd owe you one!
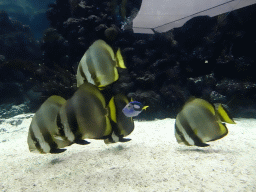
[175,98,236,147]
[110,0,142,25]
[27,83,135,154]
[122,101,149,117]
[76,39,126,90]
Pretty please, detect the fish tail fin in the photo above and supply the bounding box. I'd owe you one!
[195,142,210,147]
[142,106,149,110]
[216,104,236,124]
[116,48,126,68]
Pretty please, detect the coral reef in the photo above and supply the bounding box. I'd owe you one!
[1,1,256,119]
[0,11,41,61]
[0,11,76,118]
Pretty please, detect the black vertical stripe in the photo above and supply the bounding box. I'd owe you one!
[66,105,82,140]
[41,128,59,152]
[57,113,68,140]
[29,125,44,153]
[175,123,190,146]
[178,118,209,147]
[35,117,59,152]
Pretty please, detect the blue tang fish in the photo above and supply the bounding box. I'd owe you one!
[122,101,149,117]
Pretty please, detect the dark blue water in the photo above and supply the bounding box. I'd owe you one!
[0,0,55,39]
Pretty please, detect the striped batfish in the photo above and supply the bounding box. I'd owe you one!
[76,39,126,90]
[27,96,71,153]
[175,98,236,147]
[27,83,136,154]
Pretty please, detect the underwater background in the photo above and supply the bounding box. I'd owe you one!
[0,0,256,120]
[0,1,256,192]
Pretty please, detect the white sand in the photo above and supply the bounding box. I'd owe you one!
[0,115,256,192]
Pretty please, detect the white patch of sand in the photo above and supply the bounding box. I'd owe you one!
[0,115,256,192]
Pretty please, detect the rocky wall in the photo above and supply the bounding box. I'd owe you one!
[1,1,256,119]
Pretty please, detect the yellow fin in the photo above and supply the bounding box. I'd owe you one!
[219,122,228,135]
[116,48,126,68]
[98,85,106,90]
[50,95,66,105]
[108,97,117,123]
[142,106,149,110]
[103,115,112,136]
[216,104,236,124]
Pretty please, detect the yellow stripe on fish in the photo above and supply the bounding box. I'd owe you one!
[108,94,134,136]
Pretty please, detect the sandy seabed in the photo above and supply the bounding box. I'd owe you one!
[0,114,256,192]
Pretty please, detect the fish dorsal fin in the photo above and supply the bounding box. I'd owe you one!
[97,39,116,62]
[116,48,126,68]
[216,104,236,124]
[197,99,215,115]
[108,97,117,123]
[188,97,215,115]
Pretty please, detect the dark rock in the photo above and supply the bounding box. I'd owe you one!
[160,84,189,109]
[112,69,134,95]
[127,90,167,119]
[0,83,24,105]
[216,79,256,99]
[144,49,159,61]
[46,0,71,30]
[209,91,227,103]
[1,1,254,119]
[0,11,41,61]
[0,55,5,63]
[136,71,156,90]
[173,16,217,49]
[0,102,30,119]
[187,73,217,98]
[121,47,135,66]
[214,57,256,82]
[41,28,69,68]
